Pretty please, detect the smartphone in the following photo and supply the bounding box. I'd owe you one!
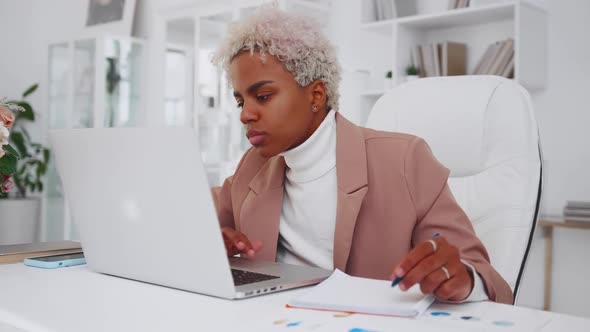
[24,252,86,269]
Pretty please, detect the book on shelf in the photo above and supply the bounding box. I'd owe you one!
[411,45,421,70]
[372,0,396,21]
[472,38,514,78]
[500,54,515,77]
[394,0,417,18]
[489,38,514,75]
[564,207,590,218]
[566,200,590,209]
[470,0,509,7]
[473,42,495,74]
[449,0,471,9]
[414,42,467,77]
[420,43,435,77]
[442,41,467,76]
[564,215,590,223]
[433,43,441,76]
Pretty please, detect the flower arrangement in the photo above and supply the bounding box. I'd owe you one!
[0,84,50,199]
[0,99,22,194]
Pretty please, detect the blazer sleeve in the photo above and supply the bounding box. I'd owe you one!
[404,137,513,304]
[216,175,236,229]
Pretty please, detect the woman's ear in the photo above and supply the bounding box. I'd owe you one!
[309,80,327,111]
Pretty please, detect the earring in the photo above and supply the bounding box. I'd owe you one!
[312,105,318,113]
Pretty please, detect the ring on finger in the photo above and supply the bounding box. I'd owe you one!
[441,266,450,280]
[428,239,437,252]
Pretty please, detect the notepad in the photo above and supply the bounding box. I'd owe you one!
[288,269,435,317]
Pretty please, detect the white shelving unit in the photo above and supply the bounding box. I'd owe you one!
[358,0,547,119]
[360,89,388,97]
[45,36,147,241]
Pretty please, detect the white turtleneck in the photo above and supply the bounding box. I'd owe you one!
[276,110,337,270]
[274,110,488,302]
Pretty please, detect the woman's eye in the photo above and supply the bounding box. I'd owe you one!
[236,101,244,109]
[257,94,270,102]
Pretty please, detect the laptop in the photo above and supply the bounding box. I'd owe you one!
[50,127,331,299]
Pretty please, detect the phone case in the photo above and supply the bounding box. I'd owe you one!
[23,256,86,269]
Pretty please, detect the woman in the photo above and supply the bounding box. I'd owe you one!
[211,6,512,304]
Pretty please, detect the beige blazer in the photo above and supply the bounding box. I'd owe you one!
[216,113,513,304]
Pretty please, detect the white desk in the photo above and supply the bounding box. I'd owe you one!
[0,263,588,332]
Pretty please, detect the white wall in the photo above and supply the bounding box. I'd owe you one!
[1,0,589,317]
[518,0,590,318]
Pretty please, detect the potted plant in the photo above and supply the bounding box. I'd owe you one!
[384,70,394,89]
[0,84,50,245]
[405,65,420,81]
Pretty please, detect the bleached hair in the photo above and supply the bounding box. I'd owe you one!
[211,5,341,111]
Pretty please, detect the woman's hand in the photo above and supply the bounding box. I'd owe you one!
[221,227,263,258]
[391,236,474,301]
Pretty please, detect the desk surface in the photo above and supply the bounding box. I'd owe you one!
[0,264,588,332]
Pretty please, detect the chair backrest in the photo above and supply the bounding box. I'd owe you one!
[365,76,542,301]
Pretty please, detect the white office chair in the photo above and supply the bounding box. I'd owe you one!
[365,76,542,303]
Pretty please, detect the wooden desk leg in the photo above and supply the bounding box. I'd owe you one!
[544,226,553,311]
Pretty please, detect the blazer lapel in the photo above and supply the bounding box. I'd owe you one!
[239,156,286,262]
[333,114,369,271]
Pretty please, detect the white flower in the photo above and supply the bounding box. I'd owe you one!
[0,121,9,146]
[0,97,25,112]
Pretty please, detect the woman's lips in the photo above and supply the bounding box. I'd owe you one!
[248,134,266,146]
[247,130,266,146]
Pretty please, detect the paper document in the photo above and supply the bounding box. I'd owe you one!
[288,269,435,317]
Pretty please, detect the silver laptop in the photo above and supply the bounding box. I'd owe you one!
[50,127,331,299]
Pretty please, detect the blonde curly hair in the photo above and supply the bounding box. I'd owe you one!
[211,5,341,111]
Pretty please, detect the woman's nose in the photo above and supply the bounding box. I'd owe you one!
[240,102,259,124]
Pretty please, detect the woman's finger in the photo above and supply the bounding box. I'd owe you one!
[419,263,457,295]
[392,237,448,279]
[398,250,448,291]
[434,274,463,301]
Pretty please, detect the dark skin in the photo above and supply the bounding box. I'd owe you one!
[221,50,474,301]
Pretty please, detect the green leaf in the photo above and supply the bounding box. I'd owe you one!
[38,162,47,176]
[3,145,20,159]
[37,181,43,192]
[14,102,34,121]
[22,83,39,98]
[12,172,23,196]
[0,153,17,174]
[43,149,50,163]
[10,132,29,158]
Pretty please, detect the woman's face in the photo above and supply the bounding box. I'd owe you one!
[229,51,326,158]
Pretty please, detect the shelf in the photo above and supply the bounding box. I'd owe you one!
[362,3,515,35]
[396,3,515,30]
[360,89,386,97]
[289,0,331,12]
[361,19,395,35]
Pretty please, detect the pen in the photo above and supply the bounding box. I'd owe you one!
[391,232,441,287]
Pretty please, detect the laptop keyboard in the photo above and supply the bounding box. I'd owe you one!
[231,269,280,286]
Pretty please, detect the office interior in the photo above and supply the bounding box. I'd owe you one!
[0,0,589,324]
